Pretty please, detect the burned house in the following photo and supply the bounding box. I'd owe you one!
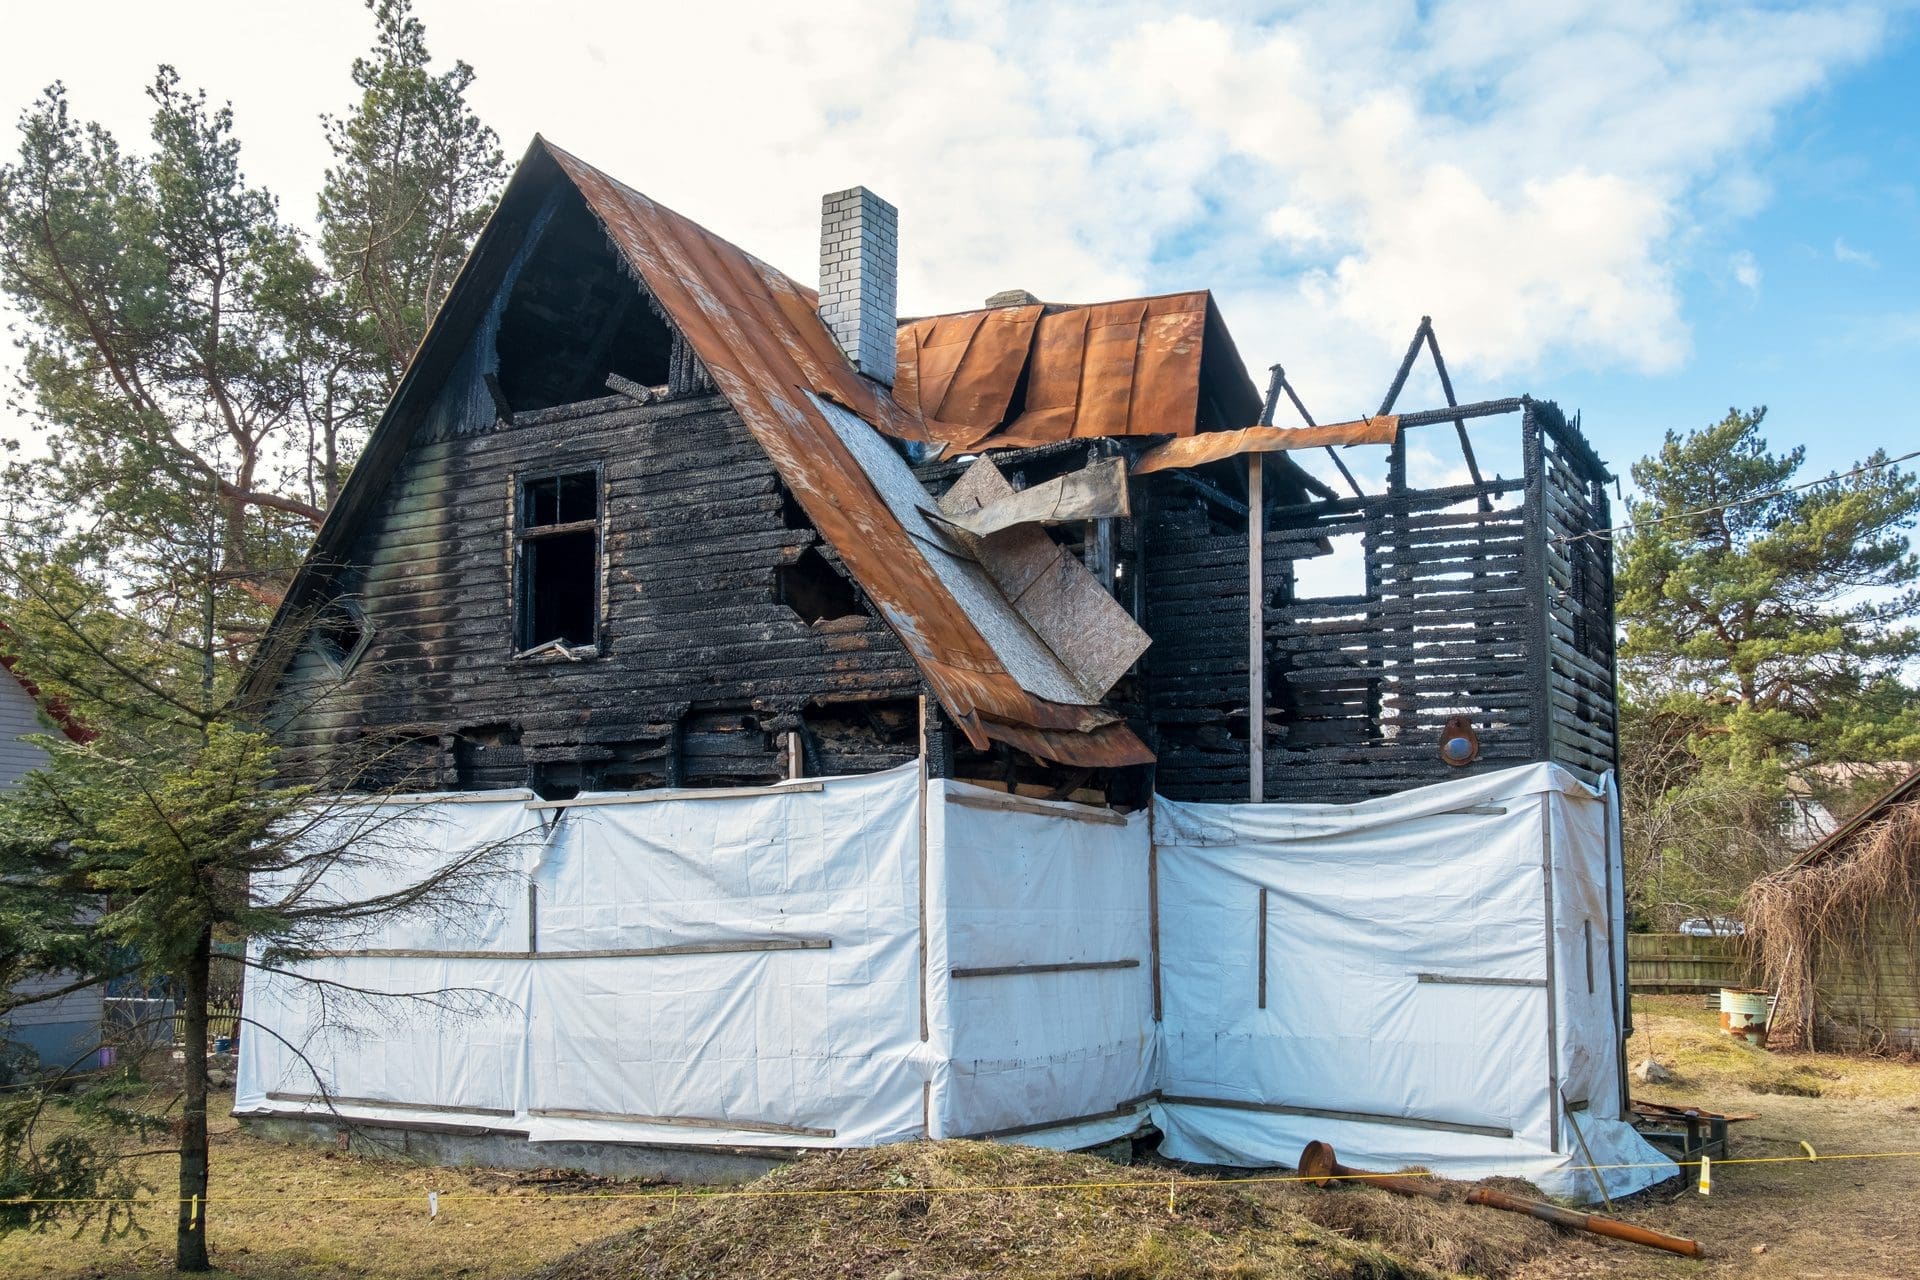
[236,139,1665,1200]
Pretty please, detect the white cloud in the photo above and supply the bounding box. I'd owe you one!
[0,0,1895,449]
[1731,250,1764,296]
[1263,205,1332,252]
[1834,236,1878,267]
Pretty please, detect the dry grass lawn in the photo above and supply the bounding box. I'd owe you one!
[6,995,1916,1279]
[1512,994,1920,1280]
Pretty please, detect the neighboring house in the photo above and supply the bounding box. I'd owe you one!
[1784,762,1913,852]
[1755,768,1920,1052]
[233,139,1663,1200]
[1,636,102,1069]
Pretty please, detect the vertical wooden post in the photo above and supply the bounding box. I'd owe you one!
[916,696,931,1046]
[1248,455,1265,802]
[1541,793,1562,1154]
[1257,886,1269,1009]
[785,730,805,780]
[1085,518,1118,593]
[1521,402,1554,765]
[1148,838,1162,1022]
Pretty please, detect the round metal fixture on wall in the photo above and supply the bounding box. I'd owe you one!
[1439,716,1480,767]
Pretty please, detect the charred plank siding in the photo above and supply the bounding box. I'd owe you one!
[1141,399,1616,804]
[270,392,923,794]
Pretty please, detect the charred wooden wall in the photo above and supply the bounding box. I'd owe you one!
[1533,407,1619,782]
[269,391,924,797]
[1141,401,1617,804]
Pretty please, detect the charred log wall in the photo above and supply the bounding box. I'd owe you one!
[1143,404,1616,803]
[1530,403,1619,781]
[269,392,923,796]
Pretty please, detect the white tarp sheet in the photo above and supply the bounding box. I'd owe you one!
[236,760,1669,1202]
[237,792,546,1123]
[524,765,924,1148]
[239,768,925,1147]
[925,781,1155,1147]
[1151,763,1674,1199]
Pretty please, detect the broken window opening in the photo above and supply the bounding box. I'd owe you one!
[516,467,603,653]
[454,723,523,789]
[530,761,583,802]
[775,546,864,624]
[314,597,372,676]
[493,196,677,413]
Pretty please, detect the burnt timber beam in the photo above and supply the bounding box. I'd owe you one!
[1422,324,1491,512]
[1271,362,1365,500]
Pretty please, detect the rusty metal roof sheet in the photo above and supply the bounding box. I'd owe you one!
[546,141,1150,767]
[1130,415,1401,475]
[895,291,1260,454]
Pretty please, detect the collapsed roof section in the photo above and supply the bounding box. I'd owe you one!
[892,292,1262,455]
[547,144,1155,768]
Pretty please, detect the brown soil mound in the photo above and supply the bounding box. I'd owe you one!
[526,1141,1562,1280]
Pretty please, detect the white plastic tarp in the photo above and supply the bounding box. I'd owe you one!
[239,767,927,1148]
[236,760,1668,1202]
[925,781,1155,1147]
[524,765,924,1147]
[1150,763,1673,1199]
[237,793,546,1121]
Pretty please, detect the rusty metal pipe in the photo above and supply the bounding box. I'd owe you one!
[1297,1140,1446,1199]
[1465,1187,1702,1258]
[1298,1143,1701,1260]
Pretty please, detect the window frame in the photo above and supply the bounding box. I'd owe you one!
[313,595,374,677]
[511,460,607,658]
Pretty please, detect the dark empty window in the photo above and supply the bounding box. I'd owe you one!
[492,196,676,414]
[516,468,602,652]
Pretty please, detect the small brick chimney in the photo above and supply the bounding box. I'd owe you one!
[819,187,897,386]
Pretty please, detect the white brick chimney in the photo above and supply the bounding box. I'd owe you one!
[819,187,897,386]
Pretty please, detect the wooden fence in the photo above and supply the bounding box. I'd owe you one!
[1628,932,1752,994]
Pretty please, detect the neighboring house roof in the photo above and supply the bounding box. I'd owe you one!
[1790,766,1920,870]
[892,292,1259,453]
[0,622,93,746]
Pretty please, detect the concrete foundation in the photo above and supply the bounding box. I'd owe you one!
[235,1111,798,1183]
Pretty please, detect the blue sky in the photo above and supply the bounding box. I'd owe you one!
[0,1,1914,506]
[1541,27,1920,487]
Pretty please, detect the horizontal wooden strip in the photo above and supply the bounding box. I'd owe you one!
[314,790,536,807]
[945,787,1129,827]
[528,1107,835,1138]
[963,1093,1160,1141]
[1160,1094,1514,1139]
[266,1091,517,1119]
[527,780,824,810]
[1416,972,1546,988]
[306,939,832,961]
[950,959,1141,980]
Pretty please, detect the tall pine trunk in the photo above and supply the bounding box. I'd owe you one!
[176,927,212,1271]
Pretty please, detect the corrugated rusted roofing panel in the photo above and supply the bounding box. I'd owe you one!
[1131,415,1401,475]
[1131,303,1207,432]
[892,291,1216,452]
[939,307,1042,431]
[1002,306,1087,445]
[1074,299,1148,438]
[544,141,1144,768]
